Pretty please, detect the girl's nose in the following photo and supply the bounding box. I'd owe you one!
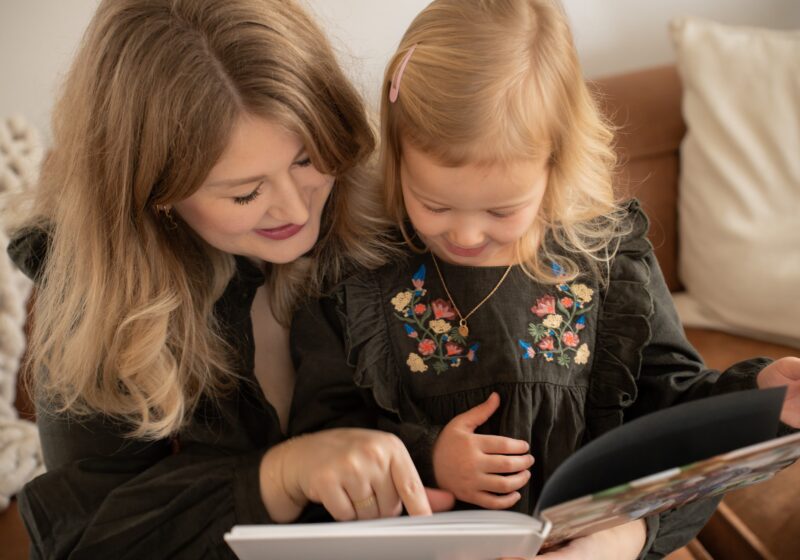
[448,222,486,249]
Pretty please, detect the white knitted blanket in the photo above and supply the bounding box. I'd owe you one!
[0,115,44,511]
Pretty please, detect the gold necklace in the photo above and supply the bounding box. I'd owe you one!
[431,253,513,338]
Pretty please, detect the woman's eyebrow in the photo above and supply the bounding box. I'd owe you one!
[206,175,265,188]
[206,147,307,188]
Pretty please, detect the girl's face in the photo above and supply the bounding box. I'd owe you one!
[174,114,334,264]
[400,142,548,266]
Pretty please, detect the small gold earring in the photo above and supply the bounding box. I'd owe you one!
[156,204,178,229]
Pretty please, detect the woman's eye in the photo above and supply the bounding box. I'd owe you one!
[233,186,262,205]
[295,156,312,167]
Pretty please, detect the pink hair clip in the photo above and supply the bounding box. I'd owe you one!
[389,44,418,103]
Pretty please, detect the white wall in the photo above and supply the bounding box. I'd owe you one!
[1,0,798,141]
[0,0,100,141]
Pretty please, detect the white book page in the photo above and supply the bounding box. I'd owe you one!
[225,511,550,560]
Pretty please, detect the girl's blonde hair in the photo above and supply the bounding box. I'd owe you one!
[380,0,628,282]
[17,0,392,439]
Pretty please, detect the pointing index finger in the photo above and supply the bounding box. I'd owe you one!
[390,450,432,516]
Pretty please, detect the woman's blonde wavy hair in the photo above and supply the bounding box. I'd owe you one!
[17,0,393,439]
[380,0,628,283]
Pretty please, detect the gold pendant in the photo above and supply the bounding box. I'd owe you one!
[458,321,469,338]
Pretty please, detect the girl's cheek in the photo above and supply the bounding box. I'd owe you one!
[416,215,449,238]
[405,201,433,234]
[498,216,535,243]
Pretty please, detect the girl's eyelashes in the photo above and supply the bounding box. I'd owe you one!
[488,210,515,218]
[423,204,515,218]
[233,185,262,205]
[295,156,312,167]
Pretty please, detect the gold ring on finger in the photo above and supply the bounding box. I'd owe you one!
[352,495,377,510]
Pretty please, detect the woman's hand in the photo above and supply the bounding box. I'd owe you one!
[757,356,800,428]
[432,392,534,509]
[260,428,454,523]
[534,519,647,560]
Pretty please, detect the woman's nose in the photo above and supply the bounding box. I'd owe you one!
[268,176,310,225]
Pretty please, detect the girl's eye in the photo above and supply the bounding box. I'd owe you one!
[425,205,450,214]
[488,210,514,218]
[295,156,312,167]
[233,186,262,205]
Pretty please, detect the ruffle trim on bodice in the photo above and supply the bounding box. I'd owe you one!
[584,200,655,440]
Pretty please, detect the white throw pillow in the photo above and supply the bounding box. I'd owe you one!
[670,17,800,348]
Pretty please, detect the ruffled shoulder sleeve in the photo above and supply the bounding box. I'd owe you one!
[289,266,442,484]
[336,269,404,417]
[289,265,408,435]
[584,199,655,440]
[585,200,772,437]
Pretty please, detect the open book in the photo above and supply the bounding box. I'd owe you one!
[225,387,800,560]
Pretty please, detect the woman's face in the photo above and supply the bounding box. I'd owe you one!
[174,114,334,264]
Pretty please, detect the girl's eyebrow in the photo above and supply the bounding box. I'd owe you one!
[406,182,449,206]
[206,147,307,188]
[489,200,532,211]
[411,184,533,211]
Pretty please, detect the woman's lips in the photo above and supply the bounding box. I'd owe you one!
[444,240,488,258]
[255,223,304,240]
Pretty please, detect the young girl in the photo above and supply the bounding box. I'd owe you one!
[289,0,800,557]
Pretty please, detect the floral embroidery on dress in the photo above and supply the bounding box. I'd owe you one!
[391,264,479,374]
[518,262,592,367]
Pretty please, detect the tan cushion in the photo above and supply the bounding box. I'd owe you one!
[671,17,800,348]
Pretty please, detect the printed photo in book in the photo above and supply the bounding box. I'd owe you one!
[225,387,800,560]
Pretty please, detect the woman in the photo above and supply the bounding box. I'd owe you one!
[7,1,450,558]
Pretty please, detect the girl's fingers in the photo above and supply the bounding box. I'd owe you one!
[471,490,523,510]
[478,434,530,455]
[481,452,535,474]
[481,470,531,494]
[426,487,455,512]
[452,392,501,431]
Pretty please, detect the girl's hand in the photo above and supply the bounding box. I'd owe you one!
[432,392,534,509]
[535,519,647,560]
[757,356,800,428]
[260,428,455,523]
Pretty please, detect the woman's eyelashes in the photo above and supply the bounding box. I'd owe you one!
[233,184,263,205]
[231,156,312,205]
